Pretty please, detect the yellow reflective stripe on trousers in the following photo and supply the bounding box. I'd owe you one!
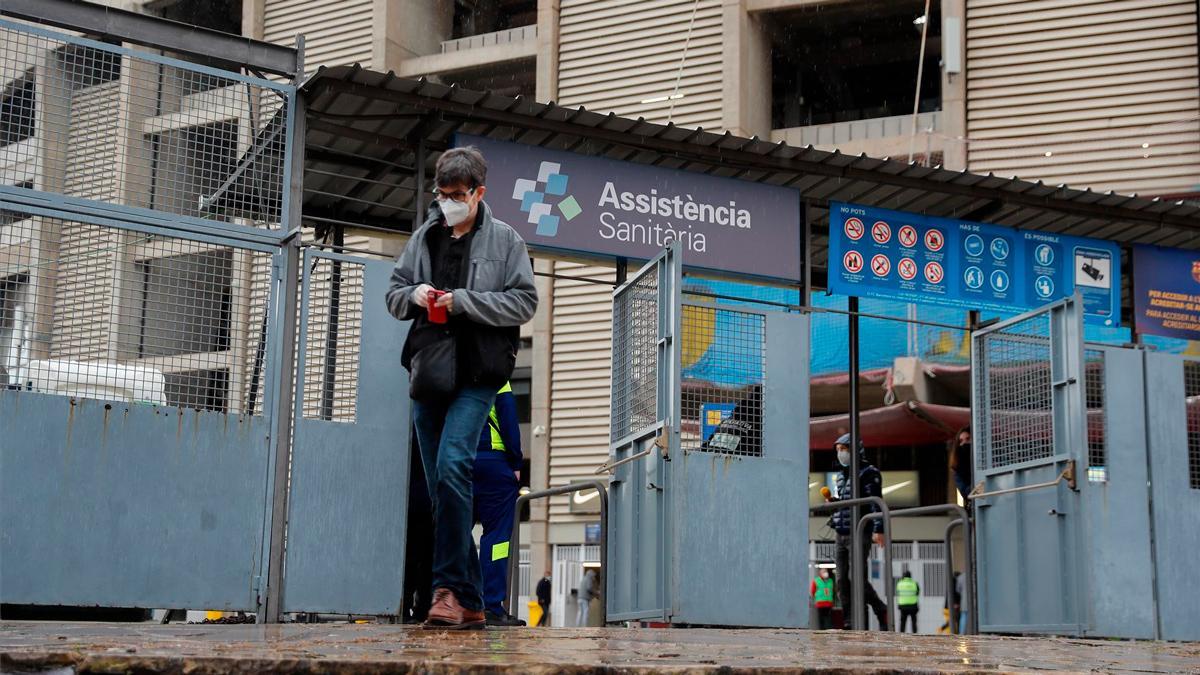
[491,541,510,562]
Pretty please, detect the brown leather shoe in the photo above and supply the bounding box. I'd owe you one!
[423,588,485,630]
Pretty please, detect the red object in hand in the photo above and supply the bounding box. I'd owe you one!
[820,486,832,500]
[427,289,448,324]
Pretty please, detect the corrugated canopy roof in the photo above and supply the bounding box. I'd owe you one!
[297,64,1200,286]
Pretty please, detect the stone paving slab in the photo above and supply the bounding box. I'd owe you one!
[2,622,1198,674]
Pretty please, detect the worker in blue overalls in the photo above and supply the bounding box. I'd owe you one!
[474,381,525,626]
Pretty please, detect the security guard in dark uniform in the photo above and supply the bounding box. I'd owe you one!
[474,381,524,626]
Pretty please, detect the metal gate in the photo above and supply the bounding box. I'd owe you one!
[606,243,681,622]
[1143,352,1200,641]
[280,250,411,616]
[0,17,297,613]
[971,297,1086,634]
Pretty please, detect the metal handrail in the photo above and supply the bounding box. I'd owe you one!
[945,518,964,634]
[969,460,1076,499]
[506,481,608,622]
[860,503,977,635]
[811,496,893,631]
[594,446,653,475]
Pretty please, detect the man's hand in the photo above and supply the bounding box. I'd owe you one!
[412,283,434,308]
[435,291,454,313]
[872,532,884,547]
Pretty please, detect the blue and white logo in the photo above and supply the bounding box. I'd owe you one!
[512,161,583,237]
[990,269,1010,292]
[1035,244,1054,266]
[990,237,1010,261]
[963,266,984,289]
[963,234,985,258]
[1035,275,1054,299]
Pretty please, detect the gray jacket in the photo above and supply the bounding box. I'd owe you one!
[385,201,537,327]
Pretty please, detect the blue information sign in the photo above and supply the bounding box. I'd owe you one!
[1133,244,1200,340]
[828,202,1120,325]
[699,403,736,442]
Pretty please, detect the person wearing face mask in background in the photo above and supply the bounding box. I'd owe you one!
[386,146,538,629]
[949,427,973,502]
[823,433,888,630]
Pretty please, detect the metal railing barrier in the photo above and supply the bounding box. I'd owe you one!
[810,496,893,631]
[859,503,977,634]
[506,481,608,622]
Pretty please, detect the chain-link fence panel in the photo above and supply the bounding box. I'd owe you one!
[0,209,275,414]
[610,269,658,442]
[0,20,290,228]
[1185,360,1200,490]
[1084,348,1107,482]
[680,303,765,457]
[974,311,1054,471]
[301,255,364,423]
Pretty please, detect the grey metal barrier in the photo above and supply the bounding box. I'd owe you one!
[810,496,893,631]
[859,504,977,635]
[507,481,609,622]
[945,519,965,634]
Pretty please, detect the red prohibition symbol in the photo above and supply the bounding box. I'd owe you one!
[925,228,945,252]
[844,250,864,273]
[871,221,892,244]
[924,261,944,284]
[871,254,891,277]
[898,225,918,248]
[845,217,865,241]
[898,257,917,280]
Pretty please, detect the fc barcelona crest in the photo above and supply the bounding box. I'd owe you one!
[1191,260,1200,284]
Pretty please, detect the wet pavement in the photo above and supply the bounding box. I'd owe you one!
[2,622,1198,674]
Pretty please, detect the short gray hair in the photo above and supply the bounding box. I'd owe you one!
[436,146,487,189]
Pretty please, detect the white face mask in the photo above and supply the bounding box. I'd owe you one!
[438,198,471,228]
[837,450,852,467]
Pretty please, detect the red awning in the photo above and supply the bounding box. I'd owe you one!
[811,401,970,450]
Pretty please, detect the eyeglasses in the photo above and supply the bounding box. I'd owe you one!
[433,187,476,203]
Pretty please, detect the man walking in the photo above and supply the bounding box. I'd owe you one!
[896,570,920,633]
[576,568,597,627]
[824,433,889,631]
[535,571,552,626]
[386,146,538,630]
[474,381,525,626]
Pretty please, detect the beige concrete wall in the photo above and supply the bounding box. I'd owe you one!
[965,0,1200,196]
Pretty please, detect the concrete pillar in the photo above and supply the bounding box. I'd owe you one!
[940,0,967,170]
[242,0,265,40]
[376,0,454,74]
[722,0,771,137]
[528,258,554,586]
[536,0,560,102]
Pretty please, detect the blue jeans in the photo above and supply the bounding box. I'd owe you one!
[412,386,497,612]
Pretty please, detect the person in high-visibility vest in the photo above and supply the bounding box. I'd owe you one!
[810,568,836,629]
[896,570,920,633]
[474,381,525,626]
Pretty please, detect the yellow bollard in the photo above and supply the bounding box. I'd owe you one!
[527,600,543,627]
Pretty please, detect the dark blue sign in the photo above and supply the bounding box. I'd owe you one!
[828,202,1120,325]
[1133,245,1200,340]
[459,134,802,282]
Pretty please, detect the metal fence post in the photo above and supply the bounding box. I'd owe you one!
[262,58,304,621]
